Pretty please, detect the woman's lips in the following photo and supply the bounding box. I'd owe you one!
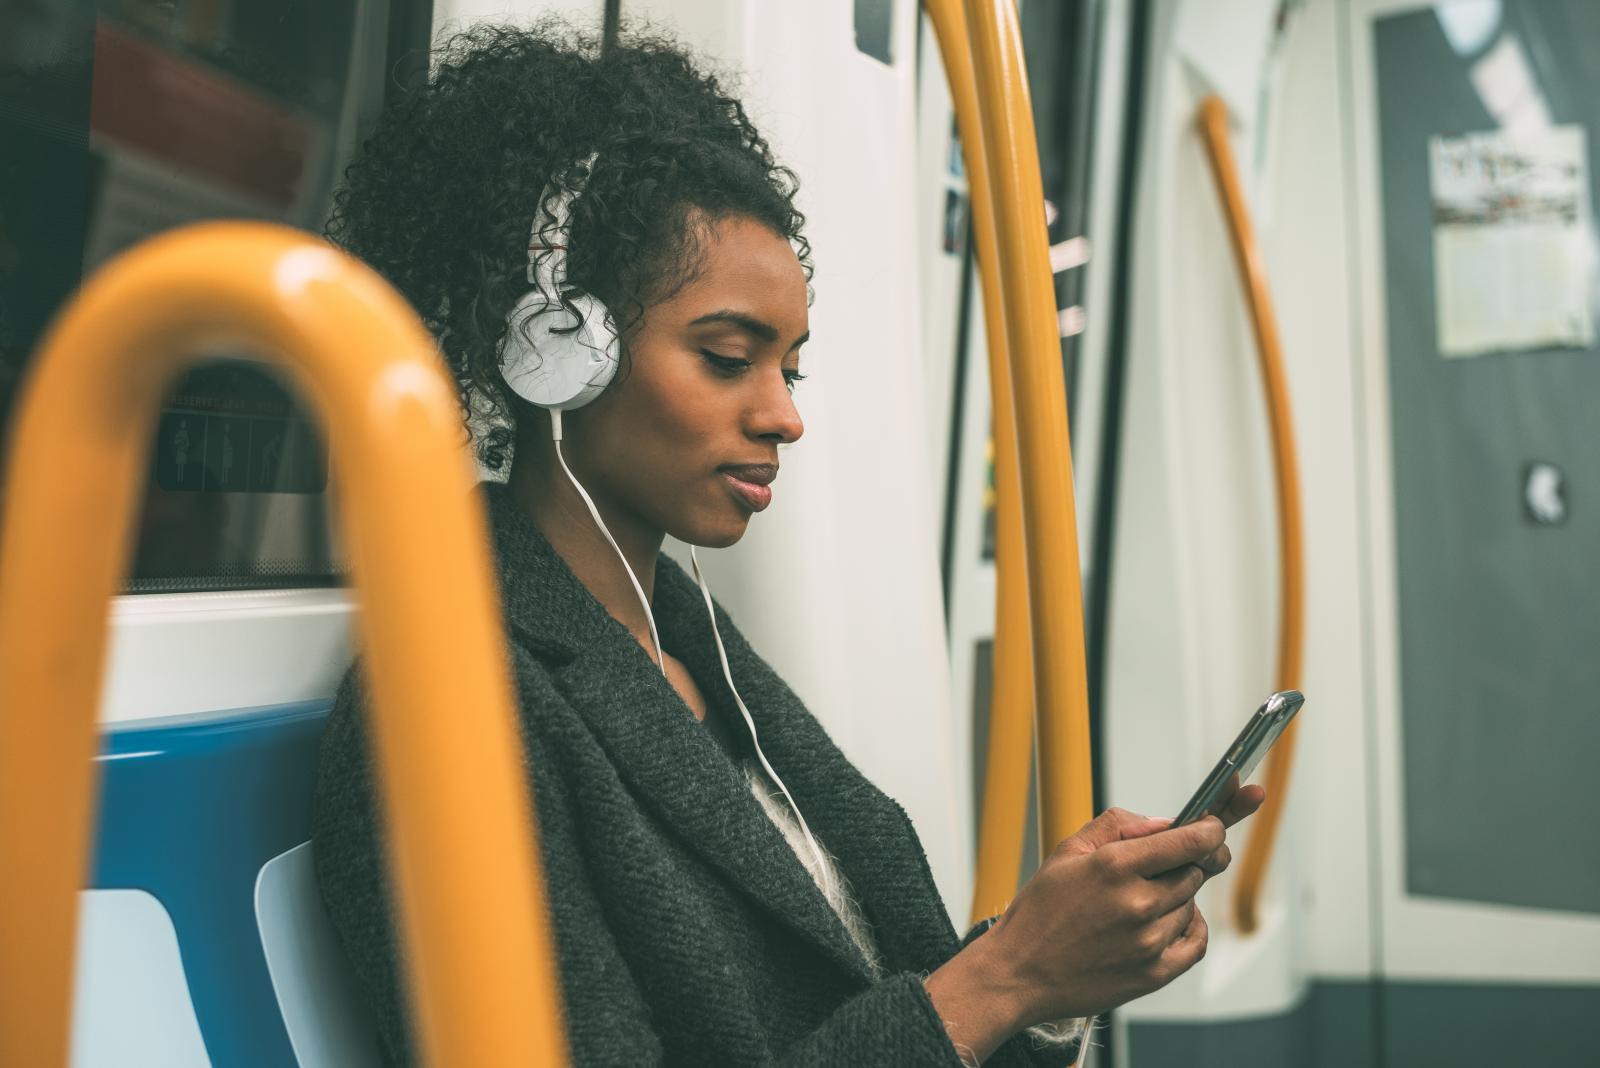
[721,471,773,511]
[720,467,775,512]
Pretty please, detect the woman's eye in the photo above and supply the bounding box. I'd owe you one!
[701,350,751,375]
[701,350,806,391]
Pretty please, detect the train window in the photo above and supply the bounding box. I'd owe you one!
[0,0,434,593]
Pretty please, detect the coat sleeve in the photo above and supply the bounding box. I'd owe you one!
[310,666,416,1066]
[311,663,665,1067]
[957,919,1088,1068]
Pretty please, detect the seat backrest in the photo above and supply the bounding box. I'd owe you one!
[80,701,380,1067]
[257,842,382,1067]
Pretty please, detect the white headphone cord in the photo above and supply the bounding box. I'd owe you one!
[545,410,834,901]
[689,546,837,903]
[549,408,665,674]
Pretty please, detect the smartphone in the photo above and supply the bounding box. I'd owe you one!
[1171,690,1305,827]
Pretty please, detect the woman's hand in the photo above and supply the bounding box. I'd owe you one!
[978,809,1225,1026]
[923,788,1266,1061]
[997,784,1266,1024]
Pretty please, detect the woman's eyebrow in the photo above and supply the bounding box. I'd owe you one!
[689,309,809,351]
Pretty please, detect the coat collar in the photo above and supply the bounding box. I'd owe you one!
[480,483,958,978]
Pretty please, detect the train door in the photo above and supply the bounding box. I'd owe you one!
[1085,0,1600,1064]
[1344,0,1600,1060]
[0,2,432,1063]
[1091,3,1364,1063]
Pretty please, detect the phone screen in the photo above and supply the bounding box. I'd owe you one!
[1172,690,1305,827]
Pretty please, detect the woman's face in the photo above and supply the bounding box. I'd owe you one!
[561,214,809,548]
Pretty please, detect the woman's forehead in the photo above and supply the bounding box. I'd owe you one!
[663,217,808,339]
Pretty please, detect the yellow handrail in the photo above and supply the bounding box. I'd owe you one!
[1195,97,1306,934]
[922,0,1035,927]
[0,223,568,1065]
[933,0,1095,862]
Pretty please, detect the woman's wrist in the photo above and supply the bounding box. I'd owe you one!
[923,928,1034,1063]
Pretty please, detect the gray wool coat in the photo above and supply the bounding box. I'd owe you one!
[312,482,1077,1067]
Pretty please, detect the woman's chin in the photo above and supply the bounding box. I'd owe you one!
[672,512,750,550]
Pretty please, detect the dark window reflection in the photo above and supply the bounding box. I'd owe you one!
[132,361,334,591]
[0,0,432,593]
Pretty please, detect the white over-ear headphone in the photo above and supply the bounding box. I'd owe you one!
[498,155,837,899]
[500,153,620,411]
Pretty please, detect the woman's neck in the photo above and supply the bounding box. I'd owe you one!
[507,422,665,653]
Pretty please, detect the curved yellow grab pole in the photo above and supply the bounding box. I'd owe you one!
[1196,97,1306,934]
[0,223,567,1066]
[955,0,1095,858]
[922,0,1036,927]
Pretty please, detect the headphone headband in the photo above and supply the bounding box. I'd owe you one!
[501,152,619,412]
[525,153,597,288]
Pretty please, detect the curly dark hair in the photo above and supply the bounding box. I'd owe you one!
[326,19,811,470]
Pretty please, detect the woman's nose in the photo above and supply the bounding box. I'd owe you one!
[750,370,804,445]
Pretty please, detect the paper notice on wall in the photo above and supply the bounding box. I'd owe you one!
[1429,125,1596,357]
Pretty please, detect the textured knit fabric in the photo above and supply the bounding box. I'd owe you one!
[742,762,887,982]
[311,482,1080,1067]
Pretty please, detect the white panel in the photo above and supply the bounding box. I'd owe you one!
[621,0,747,62]
[1259,0,1377,986]
[257,843,383,1068]
[1173,0,1279,134]
[433,0,604,36]
[1104,0,1357,1030]
[1345,0,1600,985]
[71,889,211,1068]
[98,590,354,726]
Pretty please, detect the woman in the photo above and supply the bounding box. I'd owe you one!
[312,22,1263,1067]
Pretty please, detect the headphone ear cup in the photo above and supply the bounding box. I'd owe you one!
[501,289,621,410]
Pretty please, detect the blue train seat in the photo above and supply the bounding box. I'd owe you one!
[75,702,381,1067]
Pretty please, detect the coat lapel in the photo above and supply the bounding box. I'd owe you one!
[480,484,877,981]
[652,570,965,976]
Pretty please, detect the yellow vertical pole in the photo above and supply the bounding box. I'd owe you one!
[923,0,1037,926]
[0,222,567,1066]
[1196,97,1306,934]
[956,0,1096,858]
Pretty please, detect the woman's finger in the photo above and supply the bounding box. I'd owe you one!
[1145,862,1206,916]
[1218,784,1266,828]
[1115,817,1225,878]
[1141,897,1196,957]
[1119,815,1174,841]
[1057,807,1160,857]
[1198,843,1232,877]
[1158,903,1210,980]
